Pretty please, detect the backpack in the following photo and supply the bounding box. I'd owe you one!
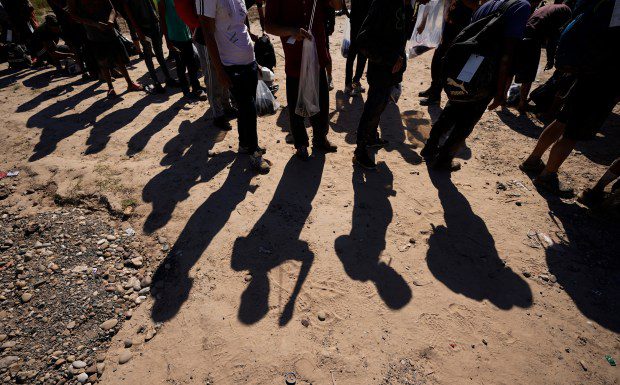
[254,34,276,70]
[441,0,519,103]
[7,43,31,69]
[555,0,617,74]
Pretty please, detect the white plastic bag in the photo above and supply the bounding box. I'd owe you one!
[407,0,445,59]
[341,18,351,58]
[256,79,280,116]
[295,0,320,118]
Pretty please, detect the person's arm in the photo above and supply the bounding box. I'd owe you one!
[44,40,75,60]
[488,37,517,110]
[197,15,232,89]
[123,2,145,40]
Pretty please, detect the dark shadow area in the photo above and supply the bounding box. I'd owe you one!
[426,167,533,309]
[335,162,412,310]
[537,194,619,332]
[0,67,36,88]
[329,90,365,144]
[379,102,423,165]
[17,77,88,112]
[497,107,620,166]
[22,67,72,89]
[426,103,443,123]
[232,153,325,326]
[142,119,230,234]
[150,153,250,323]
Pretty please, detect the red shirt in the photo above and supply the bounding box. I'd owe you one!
[266,0,331,77]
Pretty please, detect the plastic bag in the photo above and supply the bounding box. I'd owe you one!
[407,0,445,59]
[256,79,280,116]
[341,18,351,58]
[506,83,521,105]
[295,33,321,117]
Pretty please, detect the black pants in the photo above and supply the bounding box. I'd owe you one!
[428,27,460,96]
[345,39,367,86]
[224,61,259,152]
[142,30,171,85]
[355,63,399,147]
[286,68,330,149]
[426,99,490,161]
[171,40,200,93]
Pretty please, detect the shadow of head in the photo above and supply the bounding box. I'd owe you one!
[426,169,533,310]
[335,163,412,310]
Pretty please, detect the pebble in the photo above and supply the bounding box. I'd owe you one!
[522,271,531,278]
[301,318,310,327]
[100,318,118,331]
[76,372,88,383]
[539,274,550,282]
[96,362,105,375]
[144,329,156,341]
[66,321,76,330]
[72,360,87,369]
[124,339,133,348]
[317,311,327,321]
[106,235,117,241]
[118,350,132,364]
[20,293,33,303]
[579,360,588,371]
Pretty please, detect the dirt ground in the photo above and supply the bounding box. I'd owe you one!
[0,15,619,385]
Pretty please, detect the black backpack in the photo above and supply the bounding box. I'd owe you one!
[254,34,276,70]
[441,0,519,103]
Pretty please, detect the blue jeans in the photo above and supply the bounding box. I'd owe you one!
[224,61,259,152]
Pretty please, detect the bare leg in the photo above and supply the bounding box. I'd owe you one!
[540,136,576,175]
[524,120,566,163]
[593,158,620,192]
[118,65,142,91]
[518,82,532,113]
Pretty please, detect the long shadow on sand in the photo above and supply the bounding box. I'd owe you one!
[335,163,412,310]
[426,168,533,309]
[232,153,325,326]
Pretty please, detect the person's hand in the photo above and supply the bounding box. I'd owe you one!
[216,68,232,90]
[291,27,312,41]
[392,56,404,74]
[487,94,506,110]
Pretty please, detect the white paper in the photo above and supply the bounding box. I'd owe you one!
[457,54,485,83]
[286,36,296,45]
[610,0,620,28]
[6,30,12,42]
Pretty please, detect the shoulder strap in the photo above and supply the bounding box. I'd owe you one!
[309,0,318,31]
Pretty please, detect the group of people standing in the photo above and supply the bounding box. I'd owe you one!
[1,0,619,203]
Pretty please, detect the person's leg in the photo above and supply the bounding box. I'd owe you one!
[225,63,258,151]
[171,41,190,94]
[540,136,576,175]
[184,42,201,92]
[593,159,620,192]
[420,102,458,158]
[521,120,566,169]
[150,32,173,82]
[310,68,336,150]
[141,39,161,86]
[345,42,356,88]
[285,75,310,157]
[352,50,367,84]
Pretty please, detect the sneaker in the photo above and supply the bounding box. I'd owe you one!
[432,158,461,172]
[213,116,232,131]
[367,137,389,148]
[194,89,208,101]
[534,173,574,198]
[420,95,440,106]
[519,158,546,174]
[296,146,310,161]
[353,148,377,170]
[239,145,266,155]
[313,138,338,153]
[250,151,271,174]
[577,188,605,207]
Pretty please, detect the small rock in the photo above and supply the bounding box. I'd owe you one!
[118,350,132,364]
[66,321,76,330]
[579,360,588,371]
[301,318,310,327]
[100,318,118,331]
[20,293,32,303]
[317,311,327,321]
[482,339,488,346]
[76,372,88,383]
[522,271,531,278]
[144,329,156,341]
[124,339,133,348]
[549,274,557,283]
[72,360,87,369]
[96,363,105,375]
[539,274,550,282]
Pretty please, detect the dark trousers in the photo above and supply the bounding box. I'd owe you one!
[142,32,171,85]
[171,40,200,93]
[286,68,330,149]
[224,61,259,152]
[345,40,367,86]
[355,63,397,147]
[426,99,490,161]
[428,27,460,96]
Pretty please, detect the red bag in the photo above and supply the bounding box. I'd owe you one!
[174,0,200,30]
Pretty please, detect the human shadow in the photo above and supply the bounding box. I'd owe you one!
[379,102,423,165]
[232,153,325,326]
[335,163,412,310]
[496,107,544,140]
[17,77,87,113]
[150,155,252,323]
[426,168,533,309]
[22,67,72,89]
[542,196,619,332]
[142,119,230,234]
[329,90,365,144]
[0,67,36,88]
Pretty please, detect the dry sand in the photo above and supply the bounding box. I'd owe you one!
[0,15,619,385]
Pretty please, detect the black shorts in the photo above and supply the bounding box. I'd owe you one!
[557,74,619,141]
[90,37,130,70]
[515,38,541,84]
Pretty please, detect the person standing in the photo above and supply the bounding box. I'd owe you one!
[352,0,417,170]
[419,0,480,106]
[196,0,271,173]
[343,0,370,96]
[68,0,144,98]
[265,0,342,160]
[420,0,532,171]
[123,0,179,93]
[159,0,207,99]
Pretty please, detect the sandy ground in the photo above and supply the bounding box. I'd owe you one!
[0,15,619,385]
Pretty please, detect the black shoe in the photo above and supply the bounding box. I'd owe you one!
[353,149,377,170]
[296,146,310,161]
[225,106,239,119]
[534,173,574,198]
[166,78,180,88]
[577,188,605,207]
[519,158,546,174]
[154,83,166,94]
[367,137,389,148]
[420,143,438,159]
[239,145,266,155]
[432,158,461,172]
[214,116,232,131]
[313,139,338,153]
[420,95,440,106]
[418,86,433,98]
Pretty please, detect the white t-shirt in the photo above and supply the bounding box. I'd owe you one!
[195,0,255,66]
